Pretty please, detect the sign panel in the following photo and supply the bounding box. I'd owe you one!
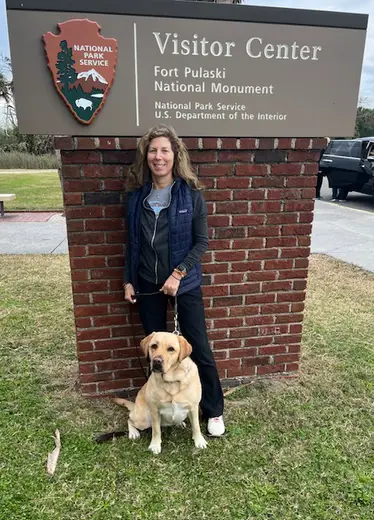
[6,1,368,136]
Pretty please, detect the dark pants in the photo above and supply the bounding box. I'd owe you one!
[316,171,324,198]
[332,187,349,200]
[338,187,349,200]
[136,277,224,419]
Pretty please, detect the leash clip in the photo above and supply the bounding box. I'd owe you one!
[173,297,180,335]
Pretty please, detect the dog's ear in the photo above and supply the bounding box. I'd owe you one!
[140,332,156,358]
[178,335,193,362]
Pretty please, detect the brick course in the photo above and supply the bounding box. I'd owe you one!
[55,135,326,396]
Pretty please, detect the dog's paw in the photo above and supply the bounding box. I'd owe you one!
[128,427,140,440]
[194,435,208,449]
[177,422,187,429]
[148,442,162,455]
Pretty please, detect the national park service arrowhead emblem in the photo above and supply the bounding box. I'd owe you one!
[43,19,117,125]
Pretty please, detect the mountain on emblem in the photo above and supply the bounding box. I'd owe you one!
[43,19,118,125]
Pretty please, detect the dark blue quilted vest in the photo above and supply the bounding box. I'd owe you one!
[126,178,202,295]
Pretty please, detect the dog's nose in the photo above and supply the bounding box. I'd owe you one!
[152,356,163,372]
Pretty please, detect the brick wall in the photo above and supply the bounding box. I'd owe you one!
[55,135,325,397]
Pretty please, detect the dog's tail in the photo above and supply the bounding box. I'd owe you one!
[94,431,127,443]
[112,397,135,411]
[94,397,135,443]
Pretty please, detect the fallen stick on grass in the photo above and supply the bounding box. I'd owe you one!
[46,429,61,476]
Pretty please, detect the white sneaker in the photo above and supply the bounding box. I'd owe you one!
[207,416,225,437]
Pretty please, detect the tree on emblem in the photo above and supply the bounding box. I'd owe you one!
[56,40,77,93]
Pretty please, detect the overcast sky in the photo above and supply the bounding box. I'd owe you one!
[244,0,373,105]
[0,0,373,124]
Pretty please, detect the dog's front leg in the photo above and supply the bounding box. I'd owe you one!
[189,406,207,449]
[148,407,162,455]
[128,419,140,440]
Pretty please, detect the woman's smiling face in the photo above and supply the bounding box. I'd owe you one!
[147,137,175,182]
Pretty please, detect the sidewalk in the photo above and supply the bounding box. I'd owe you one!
[1,202,374,273]
[0,212,67,254]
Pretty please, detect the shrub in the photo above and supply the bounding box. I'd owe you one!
[0,151,58,169]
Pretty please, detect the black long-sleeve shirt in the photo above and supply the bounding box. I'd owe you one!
[124,189,208,285]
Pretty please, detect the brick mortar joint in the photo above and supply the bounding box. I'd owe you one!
[54,136,328,151]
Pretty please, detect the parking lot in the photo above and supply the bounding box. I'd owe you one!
[312,178,374,272]
[319,177,374,213]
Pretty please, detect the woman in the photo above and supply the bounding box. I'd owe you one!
[123,125,225,437]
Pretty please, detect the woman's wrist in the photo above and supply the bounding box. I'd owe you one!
[171,273,182,281]
[173,265,187,279]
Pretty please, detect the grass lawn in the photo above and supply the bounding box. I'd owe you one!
[0,171,63,211]
[1,254,374,519]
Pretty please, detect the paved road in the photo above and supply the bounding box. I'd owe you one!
[320,177,374,213]
[312,179,374,271]
[311,199,374,273]
[1,181,374,272]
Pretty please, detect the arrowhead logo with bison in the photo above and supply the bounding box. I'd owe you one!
[43,19,118,125]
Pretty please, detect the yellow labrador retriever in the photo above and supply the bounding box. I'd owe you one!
[113,331,207,454]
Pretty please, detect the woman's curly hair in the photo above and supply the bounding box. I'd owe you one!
[125,125,204,191]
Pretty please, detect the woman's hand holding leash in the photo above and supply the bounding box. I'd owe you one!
[160,271,182,297]
[124,283,137,303]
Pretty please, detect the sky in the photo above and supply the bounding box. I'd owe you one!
[243,0,374,105]
[0,0,373,125]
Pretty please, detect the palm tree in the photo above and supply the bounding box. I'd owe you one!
[0,57,13,103]
[0,56,16,128]
[0,72,12,105]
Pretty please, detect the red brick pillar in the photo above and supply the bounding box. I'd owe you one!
[55,135,325,397]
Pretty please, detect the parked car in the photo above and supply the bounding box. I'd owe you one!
[319,138,374,197]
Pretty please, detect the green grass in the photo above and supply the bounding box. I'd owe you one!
[1,254,374,519]
[0,171,63,211]
[0,152,58,170]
